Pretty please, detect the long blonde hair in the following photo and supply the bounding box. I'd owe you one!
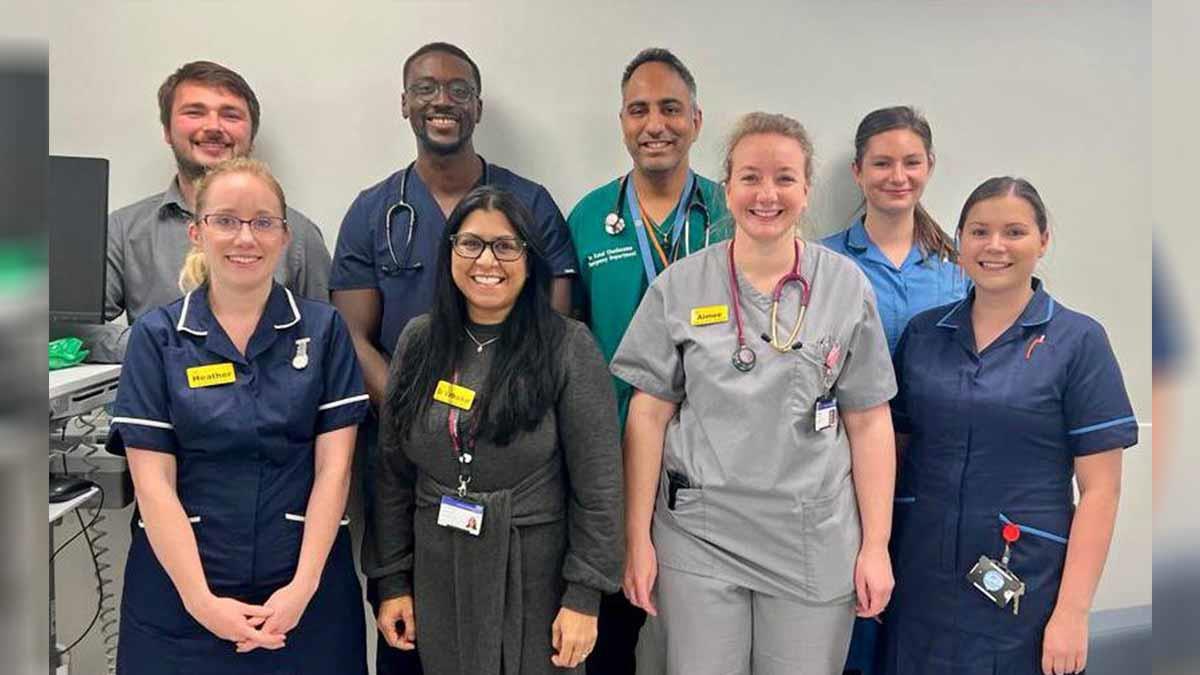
[178,158,288,292]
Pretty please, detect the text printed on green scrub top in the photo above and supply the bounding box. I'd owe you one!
[585,246,638,269]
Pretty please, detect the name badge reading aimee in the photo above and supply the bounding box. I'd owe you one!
[186,363,236,388]
[690,305,729,326]
[434,380,476,410]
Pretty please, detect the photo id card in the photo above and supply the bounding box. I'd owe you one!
[437,496,484,536]
[815,395,838,432]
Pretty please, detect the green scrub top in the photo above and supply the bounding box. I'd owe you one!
[567,174,730,428]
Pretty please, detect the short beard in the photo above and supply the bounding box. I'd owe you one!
[414,121,472,157]
[172,142,251,182]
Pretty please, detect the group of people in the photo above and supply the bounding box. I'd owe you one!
[87,41,1137,675]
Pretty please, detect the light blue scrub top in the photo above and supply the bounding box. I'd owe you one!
[821,217,966,353]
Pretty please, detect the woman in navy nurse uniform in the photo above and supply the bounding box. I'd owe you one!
[885,177,1136,675]
[106,158,369,674]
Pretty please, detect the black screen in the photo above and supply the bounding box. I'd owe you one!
[49,156,108,323]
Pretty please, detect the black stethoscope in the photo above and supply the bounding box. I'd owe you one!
[604,171,713,257]
[727,237,811,372]
[383,159,492,274]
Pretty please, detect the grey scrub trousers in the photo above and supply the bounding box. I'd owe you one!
[611,241,896,675]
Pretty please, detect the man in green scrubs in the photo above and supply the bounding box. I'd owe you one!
[567,47,728,675]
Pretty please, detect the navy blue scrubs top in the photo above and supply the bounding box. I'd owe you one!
[329,160,578,356]
[107,283,369,592]
[885,279,1138,672]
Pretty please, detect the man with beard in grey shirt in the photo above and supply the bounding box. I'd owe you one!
[59,60,330,362]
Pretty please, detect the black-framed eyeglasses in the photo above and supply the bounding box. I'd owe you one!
[450,233,527,261]
[201,213,287,235]
[406,78,477,104]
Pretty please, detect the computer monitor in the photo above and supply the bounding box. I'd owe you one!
[49,155,108,324]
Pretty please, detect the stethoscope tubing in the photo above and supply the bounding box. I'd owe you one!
[384,160,491,271]
[608,172,712,258]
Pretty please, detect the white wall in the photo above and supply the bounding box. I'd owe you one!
[48,0,1151,670]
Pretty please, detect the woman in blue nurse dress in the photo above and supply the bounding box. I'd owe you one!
[106,159,368,674]
[885,177,1137,675]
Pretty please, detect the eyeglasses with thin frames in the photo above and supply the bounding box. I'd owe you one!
[406,78,477,104]
[201,214,288,236]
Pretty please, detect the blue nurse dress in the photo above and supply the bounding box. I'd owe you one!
[884,280,1138,674]
[106,283,370,675]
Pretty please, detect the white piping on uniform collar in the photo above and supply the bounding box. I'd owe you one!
[175,291,208,336]
[273,287,302,330]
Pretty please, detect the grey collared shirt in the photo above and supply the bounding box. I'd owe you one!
[61,177,331,363]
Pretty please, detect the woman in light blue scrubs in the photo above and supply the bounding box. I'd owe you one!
[822,107,965,675]
[822,106,965,356]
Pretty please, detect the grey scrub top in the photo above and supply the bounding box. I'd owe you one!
[611,240,896,603]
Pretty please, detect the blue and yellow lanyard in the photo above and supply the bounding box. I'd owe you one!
[626,170,696,287]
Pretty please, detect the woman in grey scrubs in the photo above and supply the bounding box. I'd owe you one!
[612,112,898,675]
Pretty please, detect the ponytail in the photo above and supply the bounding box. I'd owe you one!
[178,245,208,292]
[913,203,957,263]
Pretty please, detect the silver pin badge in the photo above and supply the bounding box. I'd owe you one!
[292,337,311,370]
[604,213,625,235]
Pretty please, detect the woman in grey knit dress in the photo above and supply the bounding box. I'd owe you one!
[365,185,623,675]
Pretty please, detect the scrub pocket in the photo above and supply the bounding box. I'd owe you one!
[163,347,247,454]
[122,523,205,638]
[280,357,322,444]
[994,510,1071,624]
[1001,341,1063,413]
[652,469,711,576]
[788,342,838,422]
[801,477,861,601]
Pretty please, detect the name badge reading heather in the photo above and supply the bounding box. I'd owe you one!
[437,496,484,536]
[690,305,729,326]
[434,380,476,410]
[186,363,236,389]
[815,395,838,432]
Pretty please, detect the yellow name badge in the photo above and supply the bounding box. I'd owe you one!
[434,380,476,410]
[186,363,236,388]
[690,305,729,326]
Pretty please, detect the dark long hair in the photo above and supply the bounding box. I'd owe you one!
[955,176,1049,236]
[386,185,565,446]
[853,105,956,262]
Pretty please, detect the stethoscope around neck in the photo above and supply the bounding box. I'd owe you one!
[604,170,713,258]
[727,236,811,372]
[382,158,491,274]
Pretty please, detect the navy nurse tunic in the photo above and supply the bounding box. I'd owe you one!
[884,279,1138,674]
[107,283,369,675]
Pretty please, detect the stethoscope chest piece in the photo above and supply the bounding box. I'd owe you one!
[292,337,311,370]
[604,212,625,235]
[731,345,757,372]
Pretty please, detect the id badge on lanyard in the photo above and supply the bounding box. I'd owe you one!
[437,372,485,536]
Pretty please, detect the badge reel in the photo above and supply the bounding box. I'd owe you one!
[814,342,841,432]
[437,449,484,537]
[966,523,1026,615]
[437,388,484,537]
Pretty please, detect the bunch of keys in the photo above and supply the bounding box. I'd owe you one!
[966,522,1027,615]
